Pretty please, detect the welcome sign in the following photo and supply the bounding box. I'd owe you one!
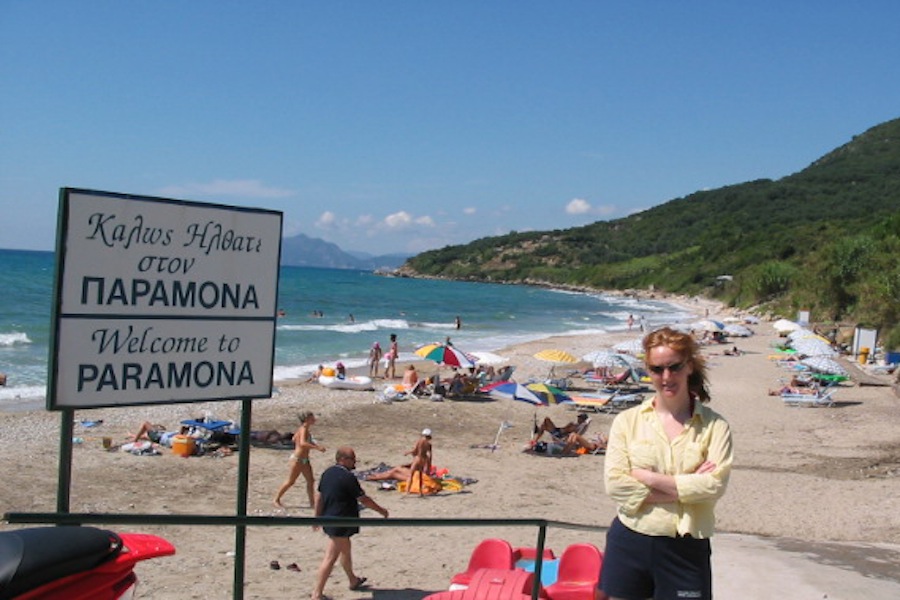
[48,188,282,409]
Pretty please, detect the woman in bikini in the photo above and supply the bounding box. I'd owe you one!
[273,411,326,508]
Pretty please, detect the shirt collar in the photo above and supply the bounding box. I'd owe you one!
[642,395,710,424]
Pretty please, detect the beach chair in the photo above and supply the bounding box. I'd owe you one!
[781,382,837,406]
[781,387,837,407]
[569,393,615,413]
[544,543,604,600]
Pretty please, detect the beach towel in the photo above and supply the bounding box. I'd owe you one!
[397,473,443,495]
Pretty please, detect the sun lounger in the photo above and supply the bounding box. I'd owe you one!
[781,389,836,407]
[570,390,644,413]
[180,419,240,434]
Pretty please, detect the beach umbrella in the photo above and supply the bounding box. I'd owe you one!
[415,342,475,368]
[791,340,838,358]
[487,382,545,405]
[800,356,848,377]
[692,319,725,332]
[582,350,638,369]
[788,329,831,344]
[534,348,579,380]
[533,349,578,364]
[525,382,573,405]
[470,351,510,366]
[487,382,572,406]
[613,338,644,356]
[773,319,801,334]
[724,324,753,337]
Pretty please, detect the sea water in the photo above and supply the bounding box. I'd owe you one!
[0,248,693,406]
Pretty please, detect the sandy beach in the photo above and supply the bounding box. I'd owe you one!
[2,299,900,599]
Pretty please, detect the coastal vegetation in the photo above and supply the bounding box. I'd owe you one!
[401,118,900,350]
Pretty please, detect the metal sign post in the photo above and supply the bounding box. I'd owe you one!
[43,188,282,598]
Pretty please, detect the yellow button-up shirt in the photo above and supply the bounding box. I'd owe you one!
[604,396,733,539]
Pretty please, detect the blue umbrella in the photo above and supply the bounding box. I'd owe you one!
[487,382,545,405]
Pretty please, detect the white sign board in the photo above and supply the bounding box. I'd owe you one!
[48,189,282,409]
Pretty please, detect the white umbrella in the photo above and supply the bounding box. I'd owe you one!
[581,351,638,369]
[800,356,848,376]
[470,351,509,366]
[773,319,802,334]
[791,340,838,358]
[613,338,644,356]
[692,319,725,332]
[724,324,753,337]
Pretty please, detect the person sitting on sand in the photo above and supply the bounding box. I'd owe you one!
[306,365,324,383]
[402,364,419,391]
[532,413,589,443]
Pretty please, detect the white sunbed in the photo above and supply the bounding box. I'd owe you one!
[781,389,836,407]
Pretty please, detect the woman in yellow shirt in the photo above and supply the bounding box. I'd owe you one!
[602,327,733,600]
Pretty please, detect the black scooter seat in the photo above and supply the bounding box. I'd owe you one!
[0,527,122,599]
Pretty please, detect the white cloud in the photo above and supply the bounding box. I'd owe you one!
[463,207,477,215]
[382,211,435,230]
[159,179,294,199]
[566,198,592,214]
[384,211,413,228]
[566,197,618,218]
[315,211,338,229]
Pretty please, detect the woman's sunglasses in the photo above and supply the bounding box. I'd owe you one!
[647,361,687,375]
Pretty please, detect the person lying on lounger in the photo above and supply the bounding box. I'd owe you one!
[130,422,197,447]
[532,413,589,443]
[562,432,608,455]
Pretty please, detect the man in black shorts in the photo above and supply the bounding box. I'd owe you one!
[311,446,389,600]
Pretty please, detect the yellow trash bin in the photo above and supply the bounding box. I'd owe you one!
[858,347,870,364]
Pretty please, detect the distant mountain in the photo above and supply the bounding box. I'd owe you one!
[280,233,408,270]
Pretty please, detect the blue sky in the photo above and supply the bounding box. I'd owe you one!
[2,2,899,256]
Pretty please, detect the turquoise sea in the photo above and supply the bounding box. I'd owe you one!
[0,248,692,407]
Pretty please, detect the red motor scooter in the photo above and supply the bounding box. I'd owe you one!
[0,526,175,600]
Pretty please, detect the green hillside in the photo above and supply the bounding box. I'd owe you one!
[403,118,900,348]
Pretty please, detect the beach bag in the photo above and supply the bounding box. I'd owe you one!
[396,473,442,495]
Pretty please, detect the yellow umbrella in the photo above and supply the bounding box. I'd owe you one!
[533,349,579,382]
[533,349,578,364]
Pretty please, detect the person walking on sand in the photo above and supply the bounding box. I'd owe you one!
[312,446,389,600]
[601,326,733,600]
[368,341,383,378]
[385,333,399,379]
[404,428,433,497]
[273,411,326,508]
